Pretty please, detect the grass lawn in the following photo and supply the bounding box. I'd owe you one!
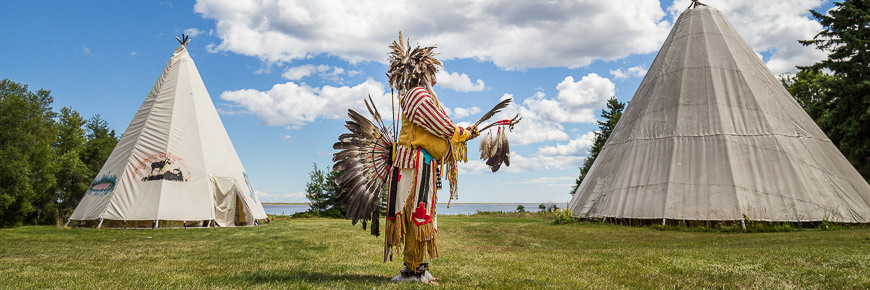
[2,215,869,289]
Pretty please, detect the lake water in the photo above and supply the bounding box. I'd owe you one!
[263,203,558,216]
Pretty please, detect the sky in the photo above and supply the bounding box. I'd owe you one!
[0,0,834,204]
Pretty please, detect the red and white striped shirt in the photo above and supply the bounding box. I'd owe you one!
[394,87,457,168]
[402,87,455,138]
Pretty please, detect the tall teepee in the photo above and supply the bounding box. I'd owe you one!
[569,4,870,223]
[69,36,268,228]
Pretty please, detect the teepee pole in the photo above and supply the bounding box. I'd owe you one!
[96,218,104,229]
[65,218,71,227]
[153,219,159,229]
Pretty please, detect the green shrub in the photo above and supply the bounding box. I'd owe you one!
[553,208,574,225]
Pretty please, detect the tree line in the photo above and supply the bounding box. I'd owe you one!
[0,79,119,227]
[574,1,869,194]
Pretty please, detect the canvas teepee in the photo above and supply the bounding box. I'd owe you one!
[569,4,870,223]
[69,36,268,228]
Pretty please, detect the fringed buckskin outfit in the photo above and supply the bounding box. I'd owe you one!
[332,32,501,283]
[386,86,470,276]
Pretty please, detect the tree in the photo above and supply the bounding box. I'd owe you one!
[0,79,58,227]
[81,115,118,175]
[40,107,91,224]
[51,114,120,223]
[781,69,836,121]
[796,0,870,181]
[571,97,626,195]
[303,163,347,217]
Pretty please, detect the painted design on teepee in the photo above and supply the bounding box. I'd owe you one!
[86,175,117,196]
[135,152,190,182]
[244,171,257,203]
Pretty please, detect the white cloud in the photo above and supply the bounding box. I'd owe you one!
[281,64,356,83]
[537,131,597,156]
[452,106,481,119]
[556,74,614,107]
[466,78,605,149]
[435,70,486,92]
[524,73,615,124]
[510,153,584,172]
[320,66,346,82]
[130,51,137,56]
[281,65,314,80]
[80,46,92,55]
[216,103,247,116]
[219,78,391,127]
[480,93,570,146]
[460,152,584,174]
[193,0,671,69]
[610,65,648,79]
[461,93,600,174]
[461,131,595,174]
[281,64,330,80]
[184,27,205,37]
[667,0,827,75]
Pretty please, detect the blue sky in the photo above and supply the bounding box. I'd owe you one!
[1,0,833,204]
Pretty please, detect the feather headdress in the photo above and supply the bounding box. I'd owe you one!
[387,31,442,94]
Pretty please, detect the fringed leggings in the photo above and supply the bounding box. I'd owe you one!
[385,150,439,270]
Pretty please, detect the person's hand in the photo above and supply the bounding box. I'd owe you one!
[466,125,479,140]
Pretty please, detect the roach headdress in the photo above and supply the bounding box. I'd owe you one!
[387,31,442,94]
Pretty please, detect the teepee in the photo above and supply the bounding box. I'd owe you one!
[69,35,268,228]
[569,3,870,223]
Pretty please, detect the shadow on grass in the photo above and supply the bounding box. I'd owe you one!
[236,269,388,284]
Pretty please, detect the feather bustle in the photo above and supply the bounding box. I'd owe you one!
[332,101,394,235]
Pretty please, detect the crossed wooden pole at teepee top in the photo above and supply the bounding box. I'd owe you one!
[689,0,707,9]
[175,34,190,46]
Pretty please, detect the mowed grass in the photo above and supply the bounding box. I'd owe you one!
[2,215,869,289]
